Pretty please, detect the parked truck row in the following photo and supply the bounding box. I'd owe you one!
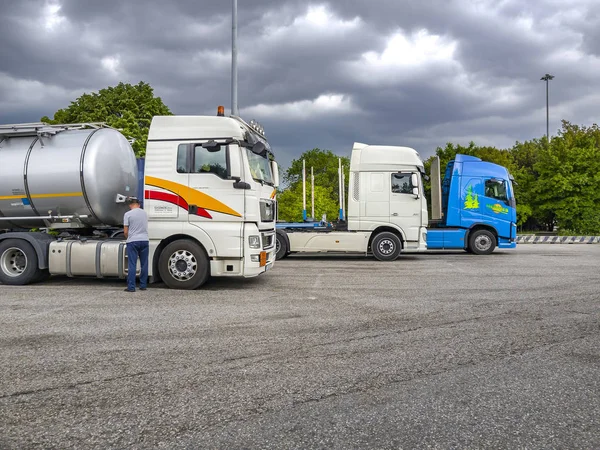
[0,113,516,289]
[275,142,517,260]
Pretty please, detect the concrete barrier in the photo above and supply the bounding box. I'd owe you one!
[516,235,600,244]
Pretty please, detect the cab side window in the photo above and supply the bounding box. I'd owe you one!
[176,143,228,179]
[193,145,228,178]
[484,179,508,201]
[391,173,414,194]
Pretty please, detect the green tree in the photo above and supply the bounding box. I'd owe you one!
[41,81,172,157]
[284,148,350,190]
[509,138,543,229]
[280,148,350,222]
[277,183,341,222]
[531,121,600,234]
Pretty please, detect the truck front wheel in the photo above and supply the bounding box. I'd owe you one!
[468,230,496,255]
[158,240,210,290]
[371,232,402,261]
[0,239,42,285]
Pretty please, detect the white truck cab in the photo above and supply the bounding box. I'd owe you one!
[276,142,428,260]
[143,113,279,287]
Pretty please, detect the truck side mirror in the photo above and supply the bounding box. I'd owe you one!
[251,142,267,156]
[228,145,242,180]
[411,173,419,188]
[411,173,420,198]
[271,161,280,187]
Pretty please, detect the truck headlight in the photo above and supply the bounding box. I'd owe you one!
[248,235,261,249]
[260,201,274,222]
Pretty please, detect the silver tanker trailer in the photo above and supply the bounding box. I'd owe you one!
[0,122,139,285]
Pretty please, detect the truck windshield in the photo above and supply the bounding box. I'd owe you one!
[246,149,274,185]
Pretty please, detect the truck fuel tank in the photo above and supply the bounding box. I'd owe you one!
[48,239,140,278]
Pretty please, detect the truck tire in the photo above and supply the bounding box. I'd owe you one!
[158,240,210,290]
[371,232,402,261]
[275,232,288,260]
[468,230,496,255]
[0,239,42,285]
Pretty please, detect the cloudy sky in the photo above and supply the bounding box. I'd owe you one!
[1,0,599,169]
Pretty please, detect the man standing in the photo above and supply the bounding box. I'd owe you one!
[123,196,149,292]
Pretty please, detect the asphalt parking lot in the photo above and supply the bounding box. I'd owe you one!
[1,244,599,449]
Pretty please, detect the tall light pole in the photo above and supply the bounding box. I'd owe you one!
[231,0,238,116]
[540,73,554,141]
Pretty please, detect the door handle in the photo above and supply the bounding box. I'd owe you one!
[391,213,398,216]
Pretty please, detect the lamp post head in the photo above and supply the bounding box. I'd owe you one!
[540,73,555,81]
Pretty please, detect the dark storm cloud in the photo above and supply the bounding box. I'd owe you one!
[0,0,599,169]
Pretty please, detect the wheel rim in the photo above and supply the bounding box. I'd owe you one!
[276,238,281,254]
[1,247,28,277]
[167,250,197,281]
[378,239,395,255]
[474,234,492,252]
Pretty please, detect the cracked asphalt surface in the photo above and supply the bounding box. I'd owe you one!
[1,244,599,449]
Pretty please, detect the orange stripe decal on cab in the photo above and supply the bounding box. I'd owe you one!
[145,176,242,218]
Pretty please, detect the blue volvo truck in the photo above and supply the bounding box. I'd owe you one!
[426,154,517,254]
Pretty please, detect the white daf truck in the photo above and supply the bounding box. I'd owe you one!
[0,108,279,289]
[275,142,428,260]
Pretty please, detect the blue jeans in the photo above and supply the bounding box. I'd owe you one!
[127,241,149,291]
